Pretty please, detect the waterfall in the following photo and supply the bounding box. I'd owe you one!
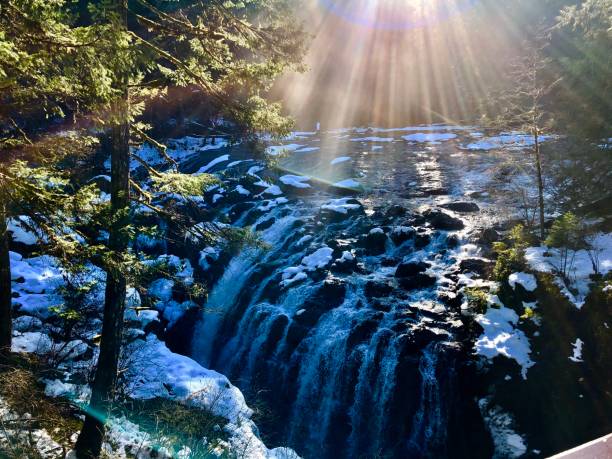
[407,342,449,457]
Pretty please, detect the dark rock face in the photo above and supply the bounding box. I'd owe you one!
[424,209,465,231]
[415,232,432,248]
[360,230,388,255]
[459,258,494,277]
[441,202,480,213]
[255,217,276,231]
[364,280,394,298]
[398,273,437,291]
[294,277,347,327]
[478,228,501,245]
[390,227,415,245]
[386,205,407,217]
[395,261,431,278]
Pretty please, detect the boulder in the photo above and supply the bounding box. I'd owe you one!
[459,258,494,277]
[385,205,407,218]
[424,209,465,231]
[395,261,430,278]
[361,230,388,255]
[441,202,480,213]
[364,280,394,299]
[414,233,431,249]
[398,273,437,291]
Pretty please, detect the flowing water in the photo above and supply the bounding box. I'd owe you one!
[187,127,522,458]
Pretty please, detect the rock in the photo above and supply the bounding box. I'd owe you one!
[438,291,464,310]
[424,209,465,231]
[414,233,431,249]
[346,315,383,348]
[418,187,449,196]
[390,227,415,246]
[478,228,501,245]
[398,273,437,291]
[294,277,346,327]
[386,205,407,218]
[361,230,388,255]
[441,202,480,213]
[395,261,430,278]
[446,234,460,248]
[364,280,394,298]
[255,217,276,231]
[459,258,494,277]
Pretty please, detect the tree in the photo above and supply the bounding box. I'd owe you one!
[481,37,560,241]
[74,1,304,457]
[545,212,585,281]
[552,0,612,140]
[0,0,110,354]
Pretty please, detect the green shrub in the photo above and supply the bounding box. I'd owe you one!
[464,287,490,314]
[492,224,530,281]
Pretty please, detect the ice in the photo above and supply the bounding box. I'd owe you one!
[508,272,537,292]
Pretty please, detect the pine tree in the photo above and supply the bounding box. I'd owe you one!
[74,1,304,456]
[0,0,111,355]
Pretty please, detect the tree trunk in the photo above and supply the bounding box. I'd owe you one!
[0,203,12,355]
[75,2,130,450]
[534,131,545,241]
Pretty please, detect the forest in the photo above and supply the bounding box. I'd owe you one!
[0,1,610,458]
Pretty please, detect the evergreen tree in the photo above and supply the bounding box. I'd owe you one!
[0,0,110,354]
[74,1,304,456]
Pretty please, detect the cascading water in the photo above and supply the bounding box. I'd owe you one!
[188,128,502,458]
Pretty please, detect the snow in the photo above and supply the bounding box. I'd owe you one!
[235,185,251,195]
[8,216,38,245]
[525,232,612,308]
[280,175,311,189]
[475,298,534,379]
[569,338,584,363]
[262,185,283,196]
[11,331,53,354]
[339,251,354,262]
[258,197,288,212]
[508,272,537,292]
[149,278,175,302]
[330,156,351,165]
[10,252,65,318]
[369,227,384,235]
[281,247,334,287]
[196,154,230,174]
[301,247,334,270]
[479,397,528,459]
[350,137,394,142]
[465,133,553,151]
[296,235,313,246]
[265,144,304,156]
[295,147,320,153]
[321,198,362,214]
[247,165,264,176]
[333,179,361,188]
[402,133,457,143]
